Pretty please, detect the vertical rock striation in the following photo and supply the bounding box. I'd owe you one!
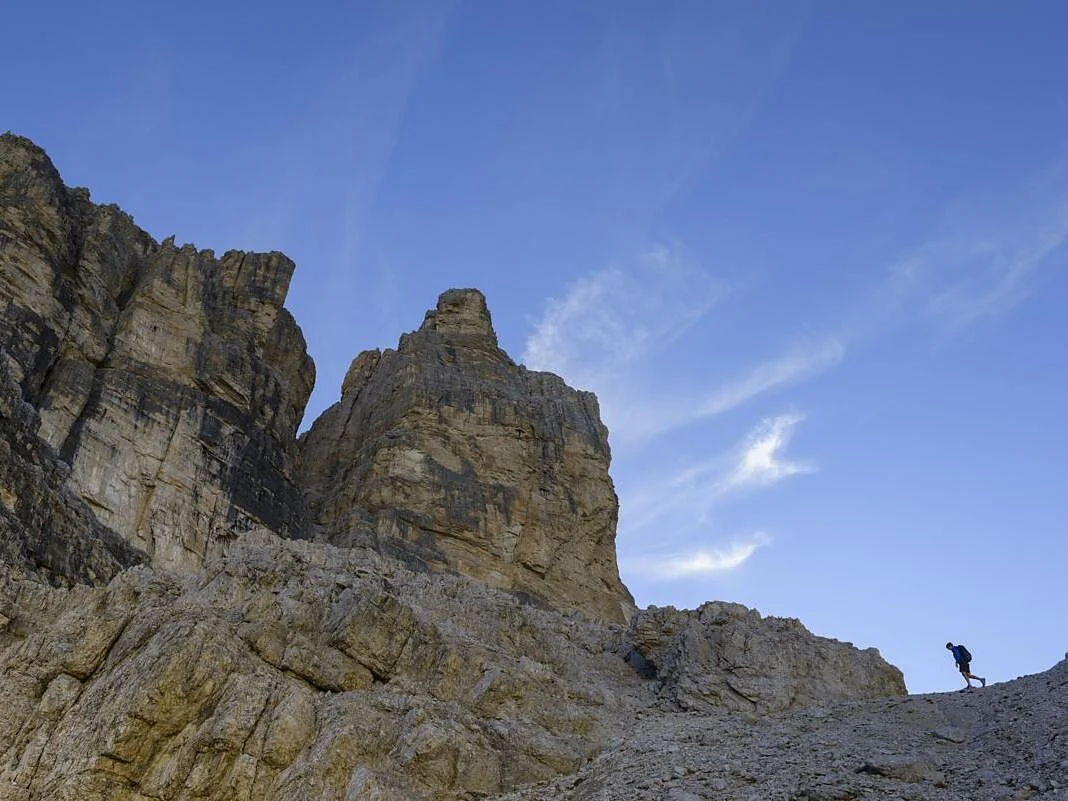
[0,356,144,586]
[300,289,636,624]
[0,133,314,571]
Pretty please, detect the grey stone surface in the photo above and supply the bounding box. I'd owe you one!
[629,601,907,715]
[300,288,636,625]
[496,660,1068,801]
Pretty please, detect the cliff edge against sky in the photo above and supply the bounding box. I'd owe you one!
[1,134,1061,801]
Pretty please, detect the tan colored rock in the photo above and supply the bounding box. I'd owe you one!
[0,356,143,586]
[300,289,635,625]
[0,531,645,800]
[0,134,314,571]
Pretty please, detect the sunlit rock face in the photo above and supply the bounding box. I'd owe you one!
[0,355,144,586]
[0,136,934,801]
[0,134,315,570]
[0,531,648,801]
[628,601,908,715]
[299,289,637,625]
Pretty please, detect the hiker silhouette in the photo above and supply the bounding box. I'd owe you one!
[946,642,985,689]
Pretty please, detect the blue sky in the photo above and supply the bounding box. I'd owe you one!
[4,1,1066,694]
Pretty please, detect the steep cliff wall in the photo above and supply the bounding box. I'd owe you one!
[0,134,314,570]
[0,136,942,801]
[0,356,144,586]
[299,289,636,625]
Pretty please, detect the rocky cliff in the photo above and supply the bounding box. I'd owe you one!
[3,530,1064,801]
[0,356,143,586]
[0,136,989,801]
[299,288,635,624]
[0,134,314,571]
[628,602,906,716]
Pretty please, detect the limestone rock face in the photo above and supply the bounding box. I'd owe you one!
[0,356,144,586]
[0,136,938,801]
[628,601,907,715]
[299,289,635,624]
[0,134,314,570]
[0,531,646,801]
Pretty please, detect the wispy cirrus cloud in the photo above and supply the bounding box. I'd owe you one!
[522,243,724,391]
[896,206,1068,330]
[621,412,813,536]
[622,532,771,579]
[724,411,816,490]
[858,157,1068,338]
[522,246,842,448]
[697,339,845,419]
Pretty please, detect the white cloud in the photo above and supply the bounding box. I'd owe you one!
[724,412,816,490]
[522,245,731,448]
[925,213,1068,327]
[522,244,723,392]
[523,246,844,448]
[623,533,770,579]
[619,413,813,540]
[617,413,809,582]
[874,163,1068,333]
[697,338,845,419]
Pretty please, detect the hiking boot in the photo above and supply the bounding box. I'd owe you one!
[980,677,986,687]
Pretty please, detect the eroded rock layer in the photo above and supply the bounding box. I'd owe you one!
[0,531,922,801]
[0,532,646,801]
[0,134,314,570]
[628,601,906,715]
[299,289,636,624]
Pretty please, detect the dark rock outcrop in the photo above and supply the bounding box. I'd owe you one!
[0,133,315,570]
[299,289,636,625]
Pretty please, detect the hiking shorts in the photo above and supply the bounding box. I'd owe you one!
[959,661,971,674]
